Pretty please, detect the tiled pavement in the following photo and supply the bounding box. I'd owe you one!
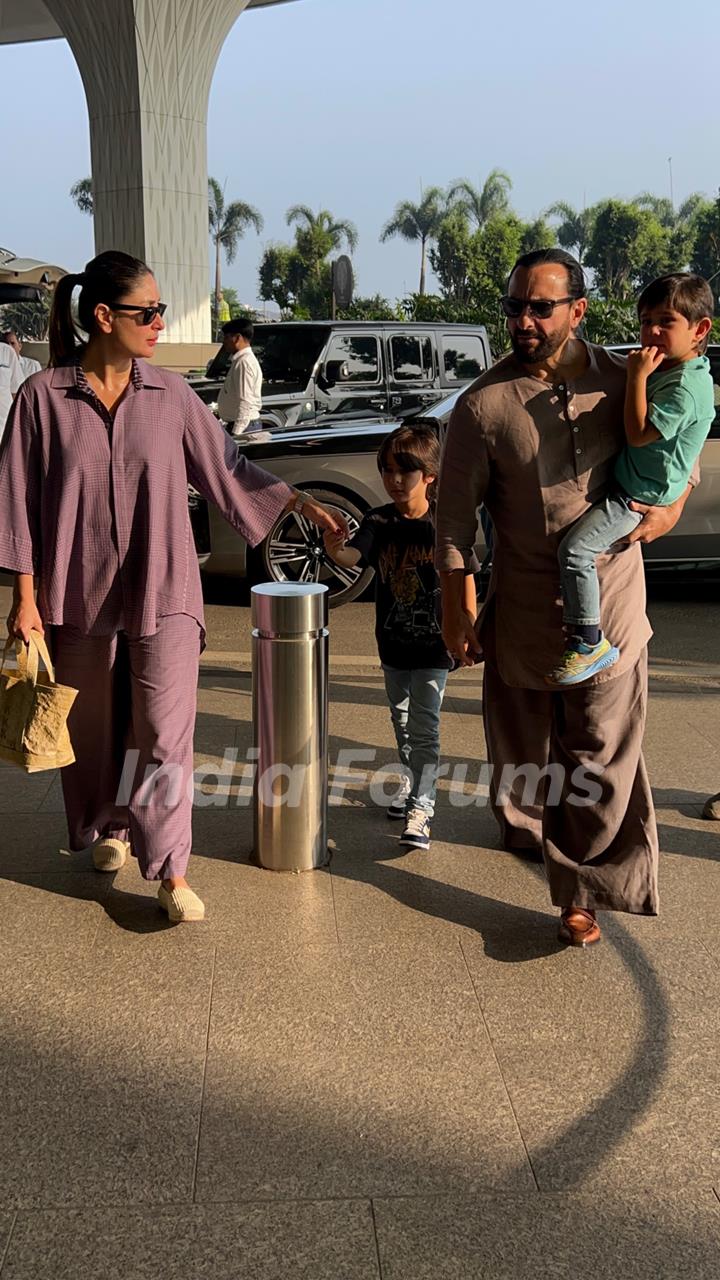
[0,598,719,1277]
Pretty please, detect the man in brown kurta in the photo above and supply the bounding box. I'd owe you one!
[435,248,693,946]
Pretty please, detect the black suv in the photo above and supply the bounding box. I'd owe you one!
[187,320,492,427]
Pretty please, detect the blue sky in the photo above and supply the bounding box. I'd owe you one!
[1,0,718,308]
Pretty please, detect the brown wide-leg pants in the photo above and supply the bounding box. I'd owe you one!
[52,614,201,881]
[482,648,659,915]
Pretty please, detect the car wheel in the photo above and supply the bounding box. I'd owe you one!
[250,487,373,607]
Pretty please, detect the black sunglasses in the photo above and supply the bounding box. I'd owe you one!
[112,302,167,326]
[500,295,577,320]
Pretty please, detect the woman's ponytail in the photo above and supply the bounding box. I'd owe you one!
[47,250,150,367]
[48,272,84,366]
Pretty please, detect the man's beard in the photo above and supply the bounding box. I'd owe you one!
[511,326,570,366]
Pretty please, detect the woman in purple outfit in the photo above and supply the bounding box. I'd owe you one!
[0,250,345,923]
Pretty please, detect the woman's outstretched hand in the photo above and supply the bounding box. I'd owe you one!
[300,498,350,540]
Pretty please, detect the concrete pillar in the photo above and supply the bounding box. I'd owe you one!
[43,0,250,342]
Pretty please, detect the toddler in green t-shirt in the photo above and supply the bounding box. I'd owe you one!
[548,272,715,686]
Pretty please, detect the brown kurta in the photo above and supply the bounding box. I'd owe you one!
[435,342,659,914]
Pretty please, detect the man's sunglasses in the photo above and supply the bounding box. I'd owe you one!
[112,302,167,326]
[500,296,577,320]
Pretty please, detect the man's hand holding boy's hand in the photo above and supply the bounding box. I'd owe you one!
[626,346,665,380]
[442,607,481,668]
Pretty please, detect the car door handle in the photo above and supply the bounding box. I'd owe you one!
[369,398,387,408]
[290,439,323,449]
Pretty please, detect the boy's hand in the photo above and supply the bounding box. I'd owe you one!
[302,499,349,539]
[627,346,665,379]
[322,528,347,557]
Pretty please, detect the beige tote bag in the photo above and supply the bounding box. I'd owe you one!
[0,630,78,773]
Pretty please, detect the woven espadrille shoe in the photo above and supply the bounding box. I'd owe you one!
[92,838,130,872]
[157,884,205,923]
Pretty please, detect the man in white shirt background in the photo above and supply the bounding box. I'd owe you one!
[1,330,42,382]
[0,339,23,446]
[216,316,263,436]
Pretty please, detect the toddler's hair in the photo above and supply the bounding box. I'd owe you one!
[638,273,715,352]
[376,424,440,478]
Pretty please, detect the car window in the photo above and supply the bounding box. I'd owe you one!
[390,335,434,382]
[441,334,486,382]
[252,325,330,394]
[324,334,380,383]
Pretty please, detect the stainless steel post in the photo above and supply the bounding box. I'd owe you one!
[251,583,329,872]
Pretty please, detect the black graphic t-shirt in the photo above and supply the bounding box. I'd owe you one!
[349,503,462,670]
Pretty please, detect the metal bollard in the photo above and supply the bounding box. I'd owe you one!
[251,583,329,871]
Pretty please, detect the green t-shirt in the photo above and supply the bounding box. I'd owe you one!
[614,355,715,505]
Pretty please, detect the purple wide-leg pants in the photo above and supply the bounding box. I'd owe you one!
[52,614,201,881]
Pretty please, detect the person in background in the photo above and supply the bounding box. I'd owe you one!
[324,424,477,852]
[1,330,42,382]
[0,338,22,445]
[216,316,263,436]
[0,250,345,925]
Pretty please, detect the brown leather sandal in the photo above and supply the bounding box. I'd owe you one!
[558,907,601,948]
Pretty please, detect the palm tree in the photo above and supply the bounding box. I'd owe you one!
[208,177,263,325]
[380,187,446,295]
[544,201,596,264]
[635,191,705,227]
[70,177,93,216]
[286,206,358,277]
[446,169,512,229]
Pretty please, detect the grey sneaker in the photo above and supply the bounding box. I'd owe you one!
[400,807,431,851]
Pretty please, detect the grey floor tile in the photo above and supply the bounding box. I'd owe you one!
[373,1189,720,1279]
[330,835,554,953]
[618,849,720,943]
[0,874,110,961]
[0,765,57,813]
[493,1032,720,1192]
[0,812,84,875]
[1,1200,380,1280]
[195,945,534,1202]
[461,929,720,1047]
[0,939,214,1208]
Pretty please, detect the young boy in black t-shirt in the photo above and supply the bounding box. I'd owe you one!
[324,425,476,851]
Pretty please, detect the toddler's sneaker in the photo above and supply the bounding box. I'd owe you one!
[546,634,620,687]
[387,777,411,820]
[400,807,431,851]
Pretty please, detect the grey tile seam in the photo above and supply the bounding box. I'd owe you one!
[191,945,218,1204]
[328,858,342,947]
[8,1185,720,1215]
[369,1199,385,1279]
[0,1211,17,1276]
[457,934,541,1193]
